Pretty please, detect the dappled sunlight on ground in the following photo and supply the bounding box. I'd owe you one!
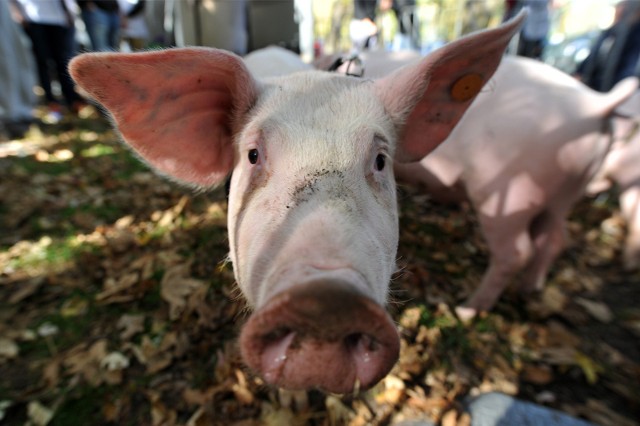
[0,108,638,425]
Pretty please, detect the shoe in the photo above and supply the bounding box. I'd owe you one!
[44,103,64,124]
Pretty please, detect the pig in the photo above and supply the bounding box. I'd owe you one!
[587,92,640,270]
[68,13,526,393]
[392,57,638,320]
[243,46,313,78]
[595,135,640,270]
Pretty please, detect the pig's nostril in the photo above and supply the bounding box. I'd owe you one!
[345,332,379,352]
[346,333,382,366]
[344,332,361,348]
[263,326,293,342]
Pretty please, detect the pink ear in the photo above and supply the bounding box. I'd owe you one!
[69,48,258,187]
[376,12,526,162]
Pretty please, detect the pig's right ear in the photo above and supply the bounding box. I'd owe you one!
[376,12,526,163]
[69,47,258,187]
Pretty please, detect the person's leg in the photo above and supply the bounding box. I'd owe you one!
[48,24,81,107]
[81,8,99,51]
[24,23,56,103]
[0,1,36,124]
[87,8,111,51]
[107,11,121,50]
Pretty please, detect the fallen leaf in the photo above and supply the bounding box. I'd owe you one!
[160,263,206,320]
[527,285,568,318]
[116,314,145,340]
[8,277,44,304]
[232,369,254,405]
[575,298,613,323]
[60,296,89,317]
[457,412,471,426]
[37,323,59,338]
[545,321,581,347]
[261,405,300,426]
[64,339,109,386]
[0,400,12,422]
[540,346,578,365]
[42,358,61,388]
[521,364,554,385]
[183,387,216,407]
[574,352,603,385]
[148,390,178,426]
[325,395,353,426]
[277,389,308,411]
[102,396,125,422]
[0,338,19,359]
[376,375,406,405]
[101,351,130,371]
[95,272,139,304]
[27,401,54,426]
[185,407,207,426]
[134,332,186,374]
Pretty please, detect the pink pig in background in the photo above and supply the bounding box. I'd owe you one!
[68,14,526,393]
[321,49,638,319]
[587,92,640,271]
[394,57,638,320]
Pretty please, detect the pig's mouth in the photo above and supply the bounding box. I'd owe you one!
[239,279,399,394]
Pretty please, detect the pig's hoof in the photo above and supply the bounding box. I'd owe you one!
[239,280,400,394]
[455,305,478,323]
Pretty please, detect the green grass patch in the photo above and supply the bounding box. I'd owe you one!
[439,324,472,356]
[50,385,109,426]
[113,153,150,180]
[35,313,93,351]
[139,280,163,311]
[11,157,72,176]
[79,143,116,158]
[5,235,96,276]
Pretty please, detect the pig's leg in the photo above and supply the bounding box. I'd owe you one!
[620,185,640,270]
[518,211,567,293]
[456,214,535,321]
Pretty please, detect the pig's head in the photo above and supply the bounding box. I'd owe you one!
[69,12,524,394]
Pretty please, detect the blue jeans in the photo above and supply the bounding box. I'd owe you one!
[82,8,120,51]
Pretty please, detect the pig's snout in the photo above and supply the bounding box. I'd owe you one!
[239,280,399,394]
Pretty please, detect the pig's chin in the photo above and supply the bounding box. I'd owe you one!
[239,279,400,394]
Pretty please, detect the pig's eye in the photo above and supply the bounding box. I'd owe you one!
[248,149,259,164]
[375,154,386,171]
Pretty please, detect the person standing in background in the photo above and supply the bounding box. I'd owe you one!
[350,0,379,51]
[576,0,640,92]
[390,0,418,50]
[77,0,121,51]
[1,0,37,139]
[119,0,149,51]
[517,0,551,59]
[11,0,84,119]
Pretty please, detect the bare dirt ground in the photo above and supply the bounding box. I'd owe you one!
[1,109,638,425]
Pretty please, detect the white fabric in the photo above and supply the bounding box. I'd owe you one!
[14,0,75,26]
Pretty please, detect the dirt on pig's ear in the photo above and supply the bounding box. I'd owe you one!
[69,47,259,188]
[376,11,526,163]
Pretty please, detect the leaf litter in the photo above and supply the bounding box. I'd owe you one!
[0,107,638,425]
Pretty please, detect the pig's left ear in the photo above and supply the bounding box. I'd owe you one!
[69,47,258,187]
[376,12,526,162]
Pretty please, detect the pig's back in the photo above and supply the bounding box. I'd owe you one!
[426,56,616,210]
[244,46,313,79]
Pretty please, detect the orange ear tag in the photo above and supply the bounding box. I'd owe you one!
[451,73,484,102]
